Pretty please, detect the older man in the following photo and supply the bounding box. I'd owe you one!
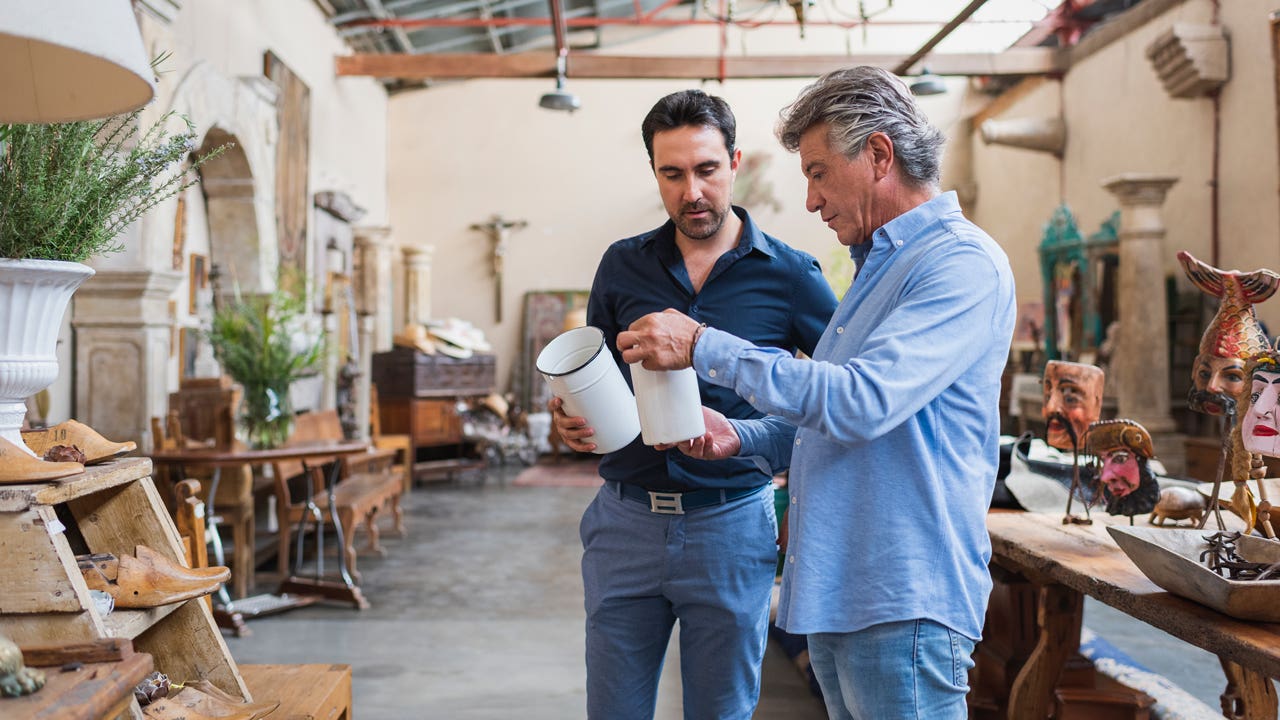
[618,66,1016,719]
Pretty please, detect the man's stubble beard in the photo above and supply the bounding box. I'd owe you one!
[674,201,729,241]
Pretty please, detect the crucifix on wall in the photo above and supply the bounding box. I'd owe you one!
[470,214,528,323]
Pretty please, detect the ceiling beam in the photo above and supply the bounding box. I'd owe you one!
[335,47,1066,79]
[892,0,991,76]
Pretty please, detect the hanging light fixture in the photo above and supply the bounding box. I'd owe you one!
[539,51,580,113]
[0,0,155,123]
[908,68,947,97]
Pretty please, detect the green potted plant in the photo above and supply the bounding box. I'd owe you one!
[207,273,326,449]
[0,92,226,457]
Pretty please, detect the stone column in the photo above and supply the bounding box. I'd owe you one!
[1102,173,1184,473]
[354,226,396,352]
[72,268,183,451]
[403,245,435,326]
[356,315,375,441]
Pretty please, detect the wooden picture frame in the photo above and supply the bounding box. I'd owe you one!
[188,253,207,315]
[179,327,199,382]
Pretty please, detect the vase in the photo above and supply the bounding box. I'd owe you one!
[0,259,96,457]
[237,384,294,450]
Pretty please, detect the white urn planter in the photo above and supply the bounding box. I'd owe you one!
[0,259,95,457]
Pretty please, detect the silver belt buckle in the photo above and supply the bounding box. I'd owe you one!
[648,491,684,514]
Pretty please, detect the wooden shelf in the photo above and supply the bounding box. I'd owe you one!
[0,456,248,711]
[101,603,181,639]
[4,639,154,720]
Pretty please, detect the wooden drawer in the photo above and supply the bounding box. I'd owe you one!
[412,398,462,445]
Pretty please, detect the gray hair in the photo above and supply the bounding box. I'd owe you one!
[776,66,945,189]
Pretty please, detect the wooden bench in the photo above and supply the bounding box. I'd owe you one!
[241,663,352,720]
[272,410,405,583]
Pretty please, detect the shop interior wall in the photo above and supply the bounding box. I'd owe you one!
[970,0,1280,342]
[387,25,970,396]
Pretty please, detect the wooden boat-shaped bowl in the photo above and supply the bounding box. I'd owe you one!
[1107,525,1280,622]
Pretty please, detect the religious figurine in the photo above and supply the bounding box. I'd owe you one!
[1178,251,1280,533]
[1042,360,1105,523]
[1085,419,1160,522]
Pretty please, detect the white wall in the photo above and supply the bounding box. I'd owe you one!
[387,45,968,393]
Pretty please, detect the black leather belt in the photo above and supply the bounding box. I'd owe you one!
[608,481,765,515]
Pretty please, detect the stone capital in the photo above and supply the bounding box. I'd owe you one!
[403,245,435,267]
[354,226,394,247]
[72,269,183,328]
[1101,174,1179,208]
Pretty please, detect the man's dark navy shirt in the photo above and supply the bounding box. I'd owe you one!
[587,206,838,492]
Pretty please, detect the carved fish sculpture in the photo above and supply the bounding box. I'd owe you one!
[1177,251,1278,361]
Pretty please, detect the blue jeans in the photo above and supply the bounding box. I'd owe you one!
[580,482,777,720]
[808,619,975,720]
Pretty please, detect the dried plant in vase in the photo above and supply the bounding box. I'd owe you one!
[207,273,325,449]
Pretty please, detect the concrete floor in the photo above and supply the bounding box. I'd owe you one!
[225,466,826,719]
[225,463,1226,719]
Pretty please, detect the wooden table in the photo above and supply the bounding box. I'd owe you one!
[150,440,378,632]
[986,510,1280,719]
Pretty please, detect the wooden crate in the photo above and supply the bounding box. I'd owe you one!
[372,347,495,397]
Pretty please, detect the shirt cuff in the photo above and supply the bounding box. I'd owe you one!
[693,326,753,389]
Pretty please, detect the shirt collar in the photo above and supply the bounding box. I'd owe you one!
[879,190,960,248]
[846,191,959,265]
[643,206,776,260]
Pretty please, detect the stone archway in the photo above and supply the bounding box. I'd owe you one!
[71,61,280,449]
[197,128,264,302]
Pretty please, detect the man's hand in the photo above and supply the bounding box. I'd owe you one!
[548,396,597,453]
[618,309,700,370]
[655,406,741,460]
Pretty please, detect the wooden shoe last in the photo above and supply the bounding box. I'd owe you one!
[142,684,280,720]
[0,436,83,484]
[78,545,231,609]
[22,419,137,464]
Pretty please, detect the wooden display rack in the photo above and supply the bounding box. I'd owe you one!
[0,457,352,719]
[0,458,247,703]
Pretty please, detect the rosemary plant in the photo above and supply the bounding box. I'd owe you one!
[0,109,226,262]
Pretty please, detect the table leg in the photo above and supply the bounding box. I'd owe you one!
[1219,657,1279,720]
[275,461,368,609]
[1007,583,1083,720]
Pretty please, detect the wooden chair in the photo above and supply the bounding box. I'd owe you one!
[271,410,404,583]
[162,377,257,599]
[173,478,213,612]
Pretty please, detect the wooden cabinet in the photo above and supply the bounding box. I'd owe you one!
[372,348,494,480]
[0,458,248,713]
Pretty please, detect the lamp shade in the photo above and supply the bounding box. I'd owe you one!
[0,0,155,123]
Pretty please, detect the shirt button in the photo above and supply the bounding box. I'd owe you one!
[748,394,755,403]
[788,556,796,564]
[791,496,797,504]
[795,438,801,446]
[708,369,717,378]
[895,240,903,247]
[836,326,844,334]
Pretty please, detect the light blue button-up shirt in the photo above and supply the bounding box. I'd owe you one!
[693,192,1016,640]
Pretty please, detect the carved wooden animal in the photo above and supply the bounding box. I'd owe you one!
[1149,486,1207,526]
